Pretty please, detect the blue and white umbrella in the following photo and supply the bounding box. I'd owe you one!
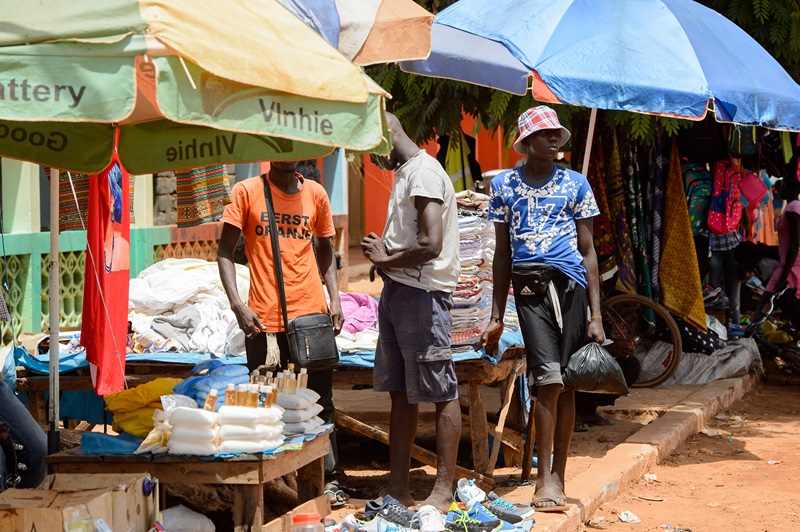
[401,0,800,137]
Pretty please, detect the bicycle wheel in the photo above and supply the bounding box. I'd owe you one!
[602,294,682,387]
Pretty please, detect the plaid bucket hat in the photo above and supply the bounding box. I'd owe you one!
[513,106,571,155]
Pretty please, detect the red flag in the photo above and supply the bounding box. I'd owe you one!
[81,155,130,395]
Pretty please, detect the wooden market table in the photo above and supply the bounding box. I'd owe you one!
[333,348,527,488]
[47,432,329,532]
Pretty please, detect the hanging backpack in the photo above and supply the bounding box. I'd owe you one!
[739,171,769,206]
[707,160,743,235]
[682,163,713,236]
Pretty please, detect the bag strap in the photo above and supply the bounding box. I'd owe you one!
[261,174,291,333]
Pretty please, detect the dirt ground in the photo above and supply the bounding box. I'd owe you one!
[580,378,800,532]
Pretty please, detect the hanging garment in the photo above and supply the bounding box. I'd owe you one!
[659,141,706,332]
[443,131,474,193]
[646,133,665,299]
[175,165,232,228]
[752,170,777,245]
[625,140,652,299]
[606,132,637,293]
[45,169,136,230]
[81,158,131,395]
[586,137,615,257]
[0,288,10,322]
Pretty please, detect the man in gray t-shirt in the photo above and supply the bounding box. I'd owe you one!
[361,113,460,512]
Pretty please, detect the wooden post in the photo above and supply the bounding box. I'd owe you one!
[468,381,489,475]
[233,483,264,532]
[336,410,493,488]
[296,455,324,502]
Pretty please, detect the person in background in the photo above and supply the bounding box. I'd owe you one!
[755,174,800,327]
[362,113,460,512]
[0,380,47,491]
[479,106,605,512]
[217,160,347,505]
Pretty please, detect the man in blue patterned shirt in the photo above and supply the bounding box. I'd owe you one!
[478,106,605,512]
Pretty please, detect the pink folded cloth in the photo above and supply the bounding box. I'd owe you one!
[339,292,379,335]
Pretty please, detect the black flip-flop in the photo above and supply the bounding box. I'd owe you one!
[574,421,589,432]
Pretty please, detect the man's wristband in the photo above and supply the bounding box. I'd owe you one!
[490,316,503,323]
[590,315,603,321]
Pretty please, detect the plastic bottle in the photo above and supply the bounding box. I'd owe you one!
[247,384,259,407]
[292,513,324,532]
[225,383,236,406]
[236,384,248,406]
[287,363,296,373]
[287,373,297,395]
[298,368,308,389]
[251,370,259,384]
[258,385,269,407]
[276,372,285,392]
[264,385,275,407]
[203,389,218,411]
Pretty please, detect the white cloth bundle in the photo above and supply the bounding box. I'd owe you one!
[167,440,217,456]
[217,405,283,426]
[169,407,218,428]
[171,426,219,443]
[219,423,284,441]
[218,436,285,454]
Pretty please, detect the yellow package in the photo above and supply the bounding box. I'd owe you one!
[104,378,181,414]
[110,408,158,438]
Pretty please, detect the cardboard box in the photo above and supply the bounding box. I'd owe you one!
[0,474,155,532]
[0,486,113,531]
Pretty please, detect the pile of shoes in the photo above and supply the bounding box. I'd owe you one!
[324,480,534,532]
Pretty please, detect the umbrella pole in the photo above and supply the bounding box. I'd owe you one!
[580,108,598,176]
[48,168,60,459]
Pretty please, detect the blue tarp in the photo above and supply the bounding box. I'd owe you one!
[17,331,524,375]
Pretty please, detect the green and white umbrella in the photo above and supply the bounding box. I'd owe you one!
[0,0,390,174]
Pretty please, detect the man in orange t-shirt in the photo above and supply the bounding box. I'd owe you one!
[218,160,344,480]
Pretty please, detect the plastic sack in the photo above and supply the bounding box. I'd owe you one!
[283,415,324,435]
[275,387,320,410]
[161,394,199,412]
[218,405,282,425]
[160,505,215,532]
[563,342,629,395]
[282,403,323,423]
[135,419,171,455]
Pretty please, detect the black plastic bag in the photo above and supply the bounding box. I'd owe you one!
[563,342,629,395]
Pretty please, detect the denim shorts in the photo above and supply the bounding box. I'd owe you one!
[373,275,458,404]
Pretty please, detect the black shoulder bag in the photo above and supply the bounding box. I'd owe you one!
[262,175,339,370]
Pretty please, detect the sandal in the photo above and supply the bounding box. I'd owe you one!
[574,421,589,432]
[324,481,350,507]
[532,497,569,513]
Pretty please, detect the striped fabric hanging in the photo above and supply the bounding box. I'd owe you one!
[45,168,136,230]
[175,165,232,228]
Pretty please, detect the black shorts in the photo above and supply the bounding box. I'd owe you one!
[514,271,589,388]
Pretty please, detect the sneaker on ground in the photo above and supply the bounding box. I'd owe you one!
[485,492,534,522]
[445,504,501,532]
[363,496,416,528]
[464,501,514,531]
[454,479,486,509]
[412,505,446,532]
[356,514,412,532]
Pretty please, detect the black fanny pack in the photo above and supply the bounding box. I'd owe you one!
[511,263,560,296]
